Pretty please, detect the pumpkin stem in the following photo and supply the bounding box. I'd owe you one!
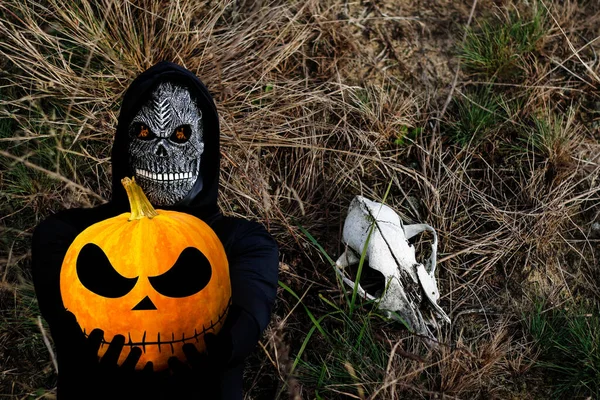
[121,177,159,221]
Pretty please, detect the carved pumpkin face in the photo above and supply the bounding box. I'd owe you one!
[59,178,230,371]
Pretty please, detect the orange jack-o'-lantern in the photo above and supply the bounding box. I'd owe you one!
[60,177,230,371]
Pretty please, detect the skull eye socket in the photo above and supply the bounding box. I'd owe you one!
[148,247,212,298]
[132,123,155,140]
[76,243,138,298]
[170,125,191,144]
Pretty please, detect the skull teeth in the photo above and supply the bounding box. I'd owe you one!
[135,169,194,182]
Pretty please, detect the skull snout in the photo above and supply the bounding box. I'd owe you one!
[334,195,450,338]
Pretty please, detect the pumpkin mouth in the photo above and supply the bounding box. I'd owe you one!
[85,299,231,354]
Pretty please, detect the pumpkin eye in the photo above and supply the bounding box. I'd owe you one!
[76,243,138,298]
[148,247,212,298]
[170,125,191,144]
[132,123,155,140]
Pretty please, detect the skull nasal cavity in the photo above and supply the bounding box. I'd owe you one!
[132,296,157,310]
[155,143,168,157]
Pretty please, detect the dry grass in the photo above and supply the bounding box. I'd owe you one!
[1,0,599,398]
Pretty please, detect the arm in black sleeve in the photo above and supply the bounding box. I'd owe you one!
[31,212,90,398]
[215,219,279,366]
[31,214,79,325]
[30,204,118,324]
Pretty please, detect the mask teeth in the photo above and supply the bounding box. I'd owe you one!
[136,169,194,182]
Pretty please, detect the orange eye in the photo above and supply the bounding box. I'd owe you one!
[175,127,186,140]
[138,124,150,139]
[171,125,191,143]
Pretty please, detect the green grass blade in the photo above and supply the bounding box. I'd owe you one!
[297,223,350,306]
[291,311,339,374]
[279,280,327,338]
[297,224,336,266]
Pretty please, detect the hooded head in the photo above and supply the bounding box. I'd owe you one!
[111,61,220,218]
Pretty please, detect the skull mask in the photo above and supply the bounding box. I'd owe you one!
[128,81,204,206]
[334,196,450,338]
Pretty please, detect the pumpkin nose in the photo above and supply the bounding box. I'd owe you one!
[132,296,157,310]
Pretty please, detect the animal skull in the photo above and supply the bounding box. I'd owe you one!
[334,196,450,337]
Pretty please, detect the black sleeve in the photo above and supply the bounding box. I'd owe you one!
[30,204,119,325]
[214,218,279,366]
[30,209,99,398]
[31,215,79,324]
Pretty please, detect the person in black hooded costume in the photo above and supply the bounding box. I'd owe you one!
[30,61,279,399]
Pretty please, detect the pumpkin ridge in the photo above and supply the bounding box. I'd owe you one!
[165,212,225,259]
[150,212,226,274]
[150,217,193,273]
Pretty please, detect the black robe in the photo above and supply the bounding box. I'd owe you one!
[30,61,279,399]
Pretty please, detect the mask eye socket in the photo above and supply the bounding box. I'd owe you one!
[132,123,155,140]
[170,125,191,144]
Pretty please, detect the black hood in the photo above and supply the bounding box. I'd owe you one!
[110,61,220,219]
